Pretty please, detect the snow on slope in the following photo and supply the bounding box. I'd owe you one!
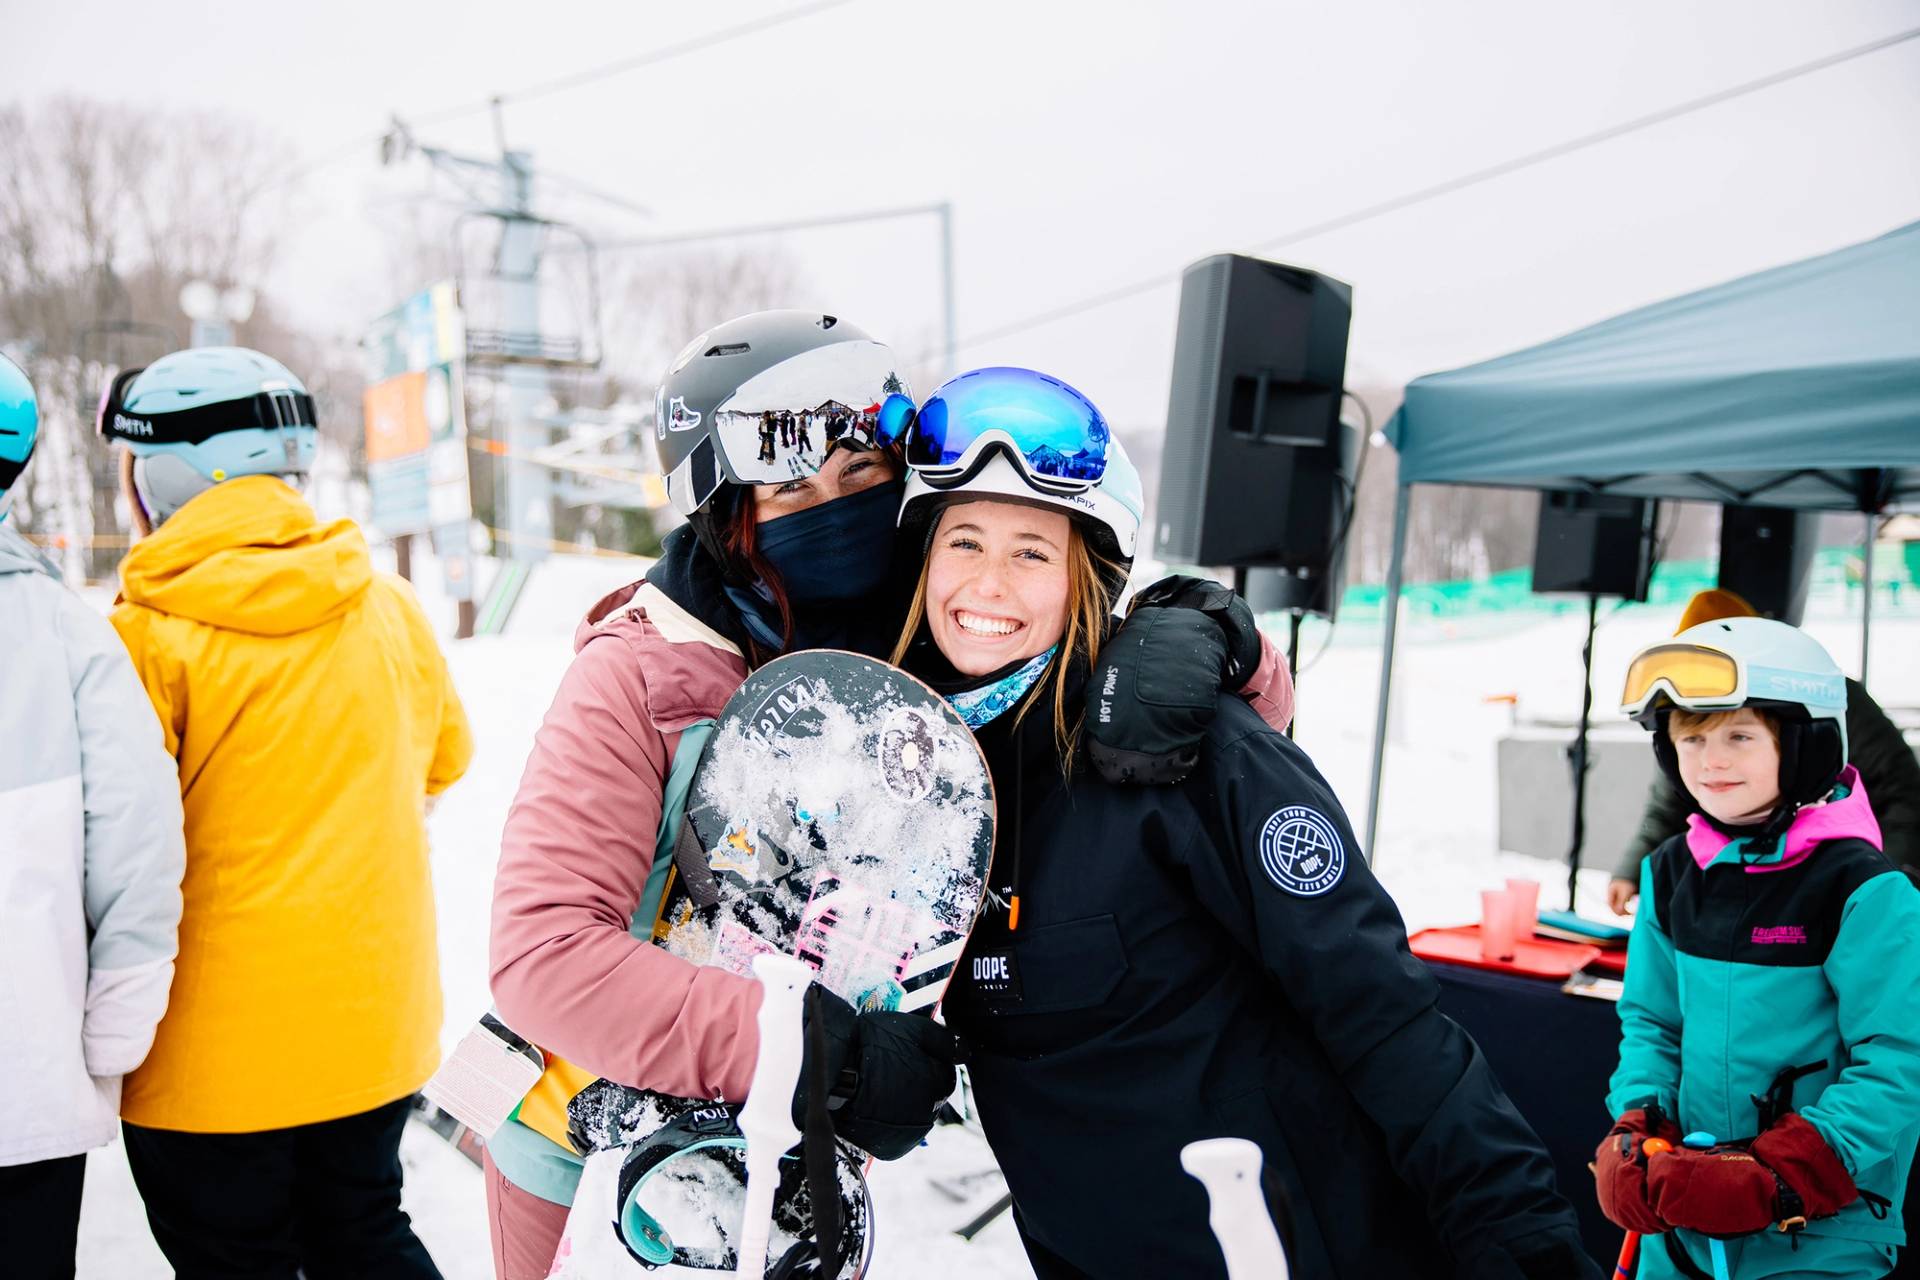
[76,557,1918,1277]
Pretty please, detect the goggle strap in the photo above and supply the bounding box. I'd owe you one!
[913,437,1097,497]
[101,390,318,446]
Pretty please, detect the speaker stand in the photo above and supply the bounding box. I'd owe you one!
[1286,610,1302,739]
[1565,593,1599,914]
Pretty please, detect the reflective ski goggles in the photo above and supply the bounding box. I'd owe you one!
[904,367,1110,494]
[698,339,915,487]
[1620,643,1744,719]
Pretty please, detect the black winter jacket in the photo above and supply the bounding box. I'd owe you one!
[941,686,1598,1280]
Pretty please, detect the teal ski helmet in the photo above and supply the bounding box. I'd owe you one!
[97,346,318,523]
[0,352,36,523]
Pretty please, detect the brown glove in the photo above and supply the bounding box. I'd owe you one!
[1593,1105,1681,1235]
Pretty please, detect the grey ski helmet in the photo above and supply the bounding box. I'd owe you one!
[653,311,914,562]
[610,1101,872,1278]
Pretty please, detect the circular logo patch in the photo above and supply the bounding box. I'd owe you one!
[1258,806,1346,897]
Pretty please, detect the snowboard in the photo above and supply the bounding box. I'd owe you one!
[558,650,996,1273]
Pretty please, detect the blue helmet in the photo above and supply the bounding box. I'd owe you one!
[97,347,318,523]
[0,353,37,523]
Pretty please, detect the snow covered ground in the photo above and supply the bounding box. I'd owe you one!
[74,553,1920,1277]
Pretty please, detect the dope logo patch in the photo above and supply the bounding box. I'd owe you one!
[1259,806,1346,897]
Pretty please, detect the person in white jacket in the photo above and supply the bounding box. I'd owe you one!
[0,353,185,1279]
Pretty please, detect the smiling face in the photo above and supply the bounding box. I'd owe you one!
[925,499,1072,676]
[751,444,898,523]
[1672,707,1784,825]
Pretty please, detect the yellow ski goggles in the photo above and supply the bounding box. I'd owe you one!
[1620,643,1744,720]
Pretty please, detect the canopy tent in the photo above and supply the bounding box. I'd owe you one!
[1365,220,1920,856]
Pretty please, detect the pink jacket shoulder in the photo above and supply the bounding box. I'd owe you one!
[1243,627,1296,735]
[489,579,766,1101]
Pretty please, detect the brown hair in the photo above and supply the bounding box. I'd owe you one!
[1668,706,1782,744]
[718,491,793,662]
[119,449,155,539]
[891,508,1124,766]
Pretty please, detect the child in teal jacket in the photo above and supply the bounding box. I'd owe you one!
[1596,617,1920,1279]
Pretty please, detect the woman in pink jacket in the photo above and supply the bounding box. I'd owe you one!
[484,311,1293,1278]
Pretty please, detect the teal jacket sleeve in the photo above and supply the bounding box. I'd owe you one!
[1801,871,1920,1174]
[1606,852,1683,1117]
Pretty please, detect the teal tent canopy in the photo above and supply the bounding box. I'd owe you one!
[1386,219,1920,512]
[1364,222,1920,860]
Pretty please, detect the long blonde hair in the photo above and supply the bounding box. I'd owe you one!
[891,509,1124,766]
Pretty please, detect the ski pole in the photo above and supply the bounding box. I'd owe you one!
[1614,1136,1673,1278]
[955,1189,1015,1242]
[1682,1132,1731,1280]
[736,954,813,1280]
[1614,1231,1638,1280]
[1180,1138,1290,1280]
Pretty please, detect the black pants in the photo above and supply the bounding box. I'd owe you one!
[123,1096,441,1280]
[0,1153,86,1280]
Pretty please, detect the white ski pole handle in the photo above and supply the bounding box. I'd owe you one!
[735,954,813,1280]
[1181,1137,1290,1280]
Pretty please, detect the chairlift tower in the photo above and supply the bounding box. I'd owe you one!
[381,114,605,566]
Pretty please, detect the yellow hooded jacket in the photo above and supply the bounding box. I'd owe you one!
[111,476,472,1132]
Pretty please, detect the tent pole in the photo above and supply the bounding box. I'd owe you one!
[1861,511,1875,683]
[1364,482,1412,865]
[1565,593,1599,914]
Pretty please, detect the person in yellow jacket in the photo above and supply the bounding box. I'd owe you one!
[99,347,472,1278]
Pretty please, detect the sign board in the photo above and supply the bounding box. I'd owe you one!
[363,284,474,597]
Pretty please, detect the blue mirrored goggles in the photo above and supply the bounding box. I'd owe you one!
[903,367,1109,493]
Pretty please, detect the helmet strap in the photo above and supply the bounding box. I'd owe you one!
[1652,704,1841,843]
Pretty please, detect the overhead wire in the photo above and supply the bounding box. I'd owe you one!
[909,23,1920,365]
[409,0,856,126]
[242,1,858,200]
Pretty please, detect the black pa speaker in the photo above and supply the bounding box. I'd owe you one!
[1531,492,1658,600]
[1154,253,1354,572]
[1717,505,1818,626]
[1237,419,1360,623]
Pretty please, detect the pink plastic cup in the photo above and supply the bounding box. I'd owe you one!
[1480,889,1518,962]
[1505,878,1541,942]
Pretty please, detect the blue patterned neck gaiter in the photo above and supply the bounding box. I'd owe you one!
[944,646,1058,729]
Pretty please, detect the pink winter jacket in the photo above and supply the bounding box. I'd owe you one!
[489,578,1297,1105]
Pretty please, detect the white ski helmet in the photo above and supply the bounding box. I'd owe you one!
[896,367,1142,571]
[1621,615,1849,826]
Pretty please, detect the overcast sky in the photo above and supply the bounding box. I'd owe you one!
[10,0,1919,435]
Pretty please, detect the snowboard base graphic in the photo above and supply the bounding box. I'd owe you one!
[568,650,994,1223]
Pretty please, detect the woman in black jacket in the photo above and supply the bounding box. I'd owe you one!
[890,366,1598,1280]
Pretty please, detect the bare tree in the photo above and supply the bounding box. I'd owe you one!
[0,97,303,579]
[599,245,805,390]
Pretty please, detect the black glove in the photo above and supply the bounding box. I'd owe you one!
[1085,576,1260,786]
[795,987,956,1160]
[1130,575,1263,685]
